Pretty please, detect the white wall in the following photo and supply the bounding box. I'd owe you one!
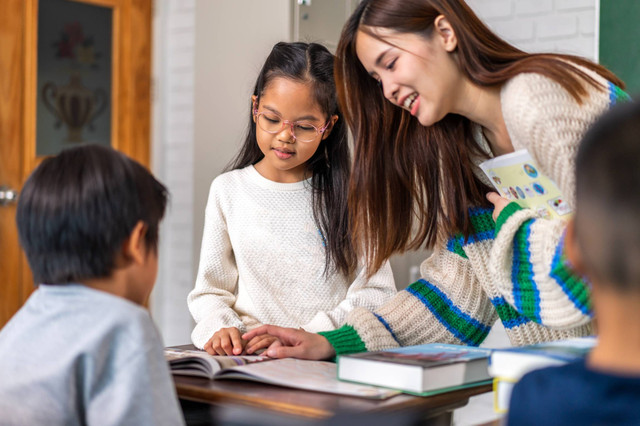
[192,1,292,283]
[152,0,599,345]
[151,0,197,346]
[152,0,293,345]
[467,0,597,60]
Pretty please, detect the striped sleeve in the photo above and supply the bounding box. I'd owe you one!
[489,203,592,328]
[320,224,498,355]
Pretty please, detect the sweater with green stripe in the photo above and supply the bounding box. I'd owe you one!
[320,66,630,355]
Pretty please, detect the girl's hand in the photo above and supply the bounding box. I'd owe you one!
[203,327,246,356]
[244,334,282,355]
[242,325,336,360]
[486,191,511,222]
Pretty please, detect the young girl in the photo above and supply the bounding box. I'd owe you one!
[188,42,396,356]
[244,0,629,360]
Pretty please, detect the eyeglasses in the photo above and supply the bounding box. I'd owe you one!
[253,109,330,143]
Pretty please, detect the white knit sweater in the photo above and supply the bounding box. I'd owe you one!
[319,66,628,354]
[188,166,397,349]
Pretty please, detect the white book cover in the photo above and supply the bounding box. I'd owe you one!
[488,336,597,381]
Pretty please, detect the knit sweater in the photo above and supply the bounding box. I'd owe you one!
[319,67,630,355]
[188,165,397,349]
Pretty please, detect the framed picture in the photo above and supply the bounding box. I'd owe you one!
[36,0,113,156]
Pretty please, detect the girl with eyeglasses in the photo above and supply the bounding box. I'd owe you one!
[188,41,397,356]
[243,0,629,360]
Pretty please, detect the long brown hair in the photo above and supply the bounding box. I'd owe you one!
[336,0,624,272]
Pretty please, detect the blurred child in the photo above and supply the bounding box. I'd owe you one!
[188,42,396,356]
[0,145,184,425]
[508,101,640,424]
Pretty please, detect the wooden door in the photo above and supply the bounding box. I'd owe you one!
[0,0,152,329]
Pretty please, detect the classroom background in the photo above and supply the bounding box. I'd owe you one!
[1,1,638,424]
[149,0,638,348]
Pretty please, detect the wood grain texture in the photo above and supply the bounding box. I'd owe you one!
[1,0,152,328]
[174,375,492,420]
[0,0,25,328]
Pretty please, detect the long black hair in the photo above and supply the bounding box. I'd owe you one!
[226,41,356,277]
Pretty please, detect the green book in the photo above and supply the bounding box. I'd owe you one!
[337,343,492,396]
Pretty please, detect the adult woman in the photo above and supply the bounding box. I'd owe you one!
[243,0,629,359]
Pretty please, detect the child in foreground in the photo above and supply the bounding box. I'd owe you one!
[188,41,396,356]
[508,101,640,424]
[0,145,184,425]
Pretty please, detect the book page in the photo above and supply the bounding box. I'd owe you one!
[479,149,572,219]
[164,348,267,378]
[215,358,399,399]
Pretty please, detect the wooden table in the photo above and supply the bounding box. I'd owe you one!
[174,368,492,425]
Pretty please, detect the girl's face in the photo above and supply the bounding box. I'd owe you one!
[355,18,462,127]
[252,77,336,183]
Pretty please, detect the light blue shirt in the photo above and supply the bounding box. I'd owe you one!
[0,284,184,425]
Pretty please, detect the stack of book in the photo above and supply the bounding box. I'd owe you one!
[487,336,597,413]
[336,343,493,396]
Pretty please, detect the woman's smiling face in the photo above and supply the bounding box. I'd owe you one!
[252,77,334,183]
[354,18,462,127]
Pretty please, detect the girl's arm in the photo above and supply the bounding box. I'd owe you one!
[300,261,397,333]
[188,183,245,349]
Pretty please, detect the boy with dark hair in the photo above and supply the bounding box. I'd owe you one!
[0,145,184,425]
[508,101,640,425]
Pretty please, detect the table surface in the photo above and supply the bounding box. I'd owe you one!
[173,363,492,420]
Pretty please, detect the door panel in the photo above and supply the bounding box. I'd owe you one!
[0,0,25,328]
[0,0,151,329]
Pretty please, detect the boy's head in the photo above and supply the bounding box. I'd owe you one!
[570,100,640,292]
[17,144,168,289]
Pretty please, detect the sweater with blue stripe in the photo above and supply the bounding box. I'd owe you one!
[319,66,629,354]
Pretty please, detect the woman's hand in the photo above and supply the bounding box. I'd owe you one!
[242,325,336,360]
[486,192,511,222]
[244,334,282,355]
[203,327,246,356]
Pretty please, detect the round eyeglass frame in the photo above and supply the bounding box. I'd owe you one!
[253,109,331,143]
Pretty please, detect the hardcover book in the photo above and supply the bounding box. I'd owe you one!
[488,336,597,413]
[479,149,572,219]
[337,343,492,396]
[164,347,399,399]
[487,336,596,381]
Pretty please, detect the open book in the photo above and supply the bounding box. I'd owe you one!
[164,348,399,399]
[479,149,572,219]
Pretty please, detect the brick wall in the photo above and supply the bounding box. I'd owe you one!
[467,0,597,60]
[151,0,196,346]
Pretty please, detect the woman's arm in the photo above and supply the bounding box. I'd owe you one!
[247,245,498,358]
[486,70,615,329]
[488,203,592,328]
